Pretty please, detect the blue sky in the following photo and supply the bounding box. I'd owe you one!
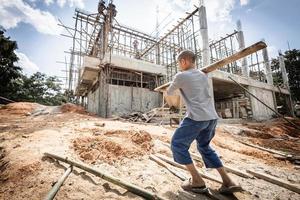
[1,0,300,85]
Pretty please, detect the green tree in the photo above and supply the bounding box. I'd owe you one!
[270,58,283,86]
[0,30,68,105]
[284,49,300,101]
[20,72,67,105]
[271,49,300,101]
[0,28,23,99]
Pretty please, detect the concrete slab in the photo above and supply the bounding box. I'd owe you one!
[102,54,166,75]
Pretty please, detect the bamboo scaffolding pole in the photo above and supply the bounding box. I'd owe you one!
[238,140,290,157]
[44,152,166,200]
[188,151,253,179]
[149,155,186,181]
[155,153,251,199]
[44,166,73,200]
[150,155,232,200]
[161,142,253,179]
[155,153,222,184]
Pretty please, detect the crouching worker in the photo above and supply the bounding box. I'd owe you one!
[166,50,243,194]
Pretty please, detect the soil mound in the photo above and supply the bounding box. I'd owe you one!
[60,103,86,114]
[246,118,300,138]
[0,102,42,115]
[73,130,153,164]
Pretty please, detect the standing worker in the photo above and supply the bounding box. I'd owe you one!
[167,50,243,194]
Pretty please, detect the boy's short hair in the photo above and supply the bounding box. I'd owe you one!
[177,50,196,63]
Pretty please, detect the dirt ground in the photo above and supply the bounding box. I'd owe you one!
[0,102,299,200]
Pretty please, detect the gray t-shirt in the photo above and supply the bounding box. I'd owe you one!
[166,68,219,121]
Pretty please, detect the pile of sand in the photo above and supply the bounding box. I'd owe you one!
[0,102,42,115]
[246,118,300,138]
[60,103,87,114]
[239,118,300,155]
[73,130,153,164]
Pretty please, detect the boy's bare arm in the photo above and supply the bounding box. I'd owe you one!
[166,74,182,95]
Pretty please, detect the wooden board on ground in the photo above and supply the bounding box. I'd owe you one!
[247,169,300,194]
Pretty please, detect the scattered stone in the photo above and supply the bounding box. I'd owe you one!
[13,144,21,149]
[94,122,105,127]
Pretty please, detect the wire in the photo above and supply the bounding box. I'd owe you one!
[228,76,300,131]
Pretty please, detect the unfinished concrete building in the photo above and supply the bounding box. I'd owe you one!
[62,0,292,120]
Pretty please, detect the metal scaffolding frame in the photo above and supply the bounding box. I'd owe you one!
[61,1,269,94]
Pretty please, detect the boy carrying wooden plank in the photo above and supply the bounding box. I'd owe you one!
[167,50,243,194]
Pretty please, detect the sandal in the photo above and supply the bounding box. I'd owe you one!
[218,185,243,194]
[181,178,208,194]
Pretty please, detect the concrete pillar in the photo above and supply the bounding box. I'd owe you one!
[278,50,295,117]
[236,20,249,77]
[199,0,210,67]
[278,50,289,89]
[207,74,214,100]
[199,0,214,104]
[262,39,273,85]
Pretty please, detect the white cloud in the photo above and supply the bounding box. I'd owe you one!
[155,0,235,22]
[240,0,250,6]
[45,0,84,8]
[154,0,236,39]
[0,0,62,35]
[15,51,39,73]
[267,45,278,59]
[44,0,54,6]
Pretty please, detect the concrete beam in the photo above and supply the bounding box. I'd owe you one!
[80,56,100,81]
[102,54,166,75]
[210,70,290,94]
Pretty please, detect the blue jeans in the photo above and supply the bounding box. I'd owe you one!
[171,117,223,168]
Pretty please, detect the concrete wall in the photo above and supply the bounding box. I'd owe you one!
[248,86,276,120]
[108,84,162,117]
[87,88,99,114]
